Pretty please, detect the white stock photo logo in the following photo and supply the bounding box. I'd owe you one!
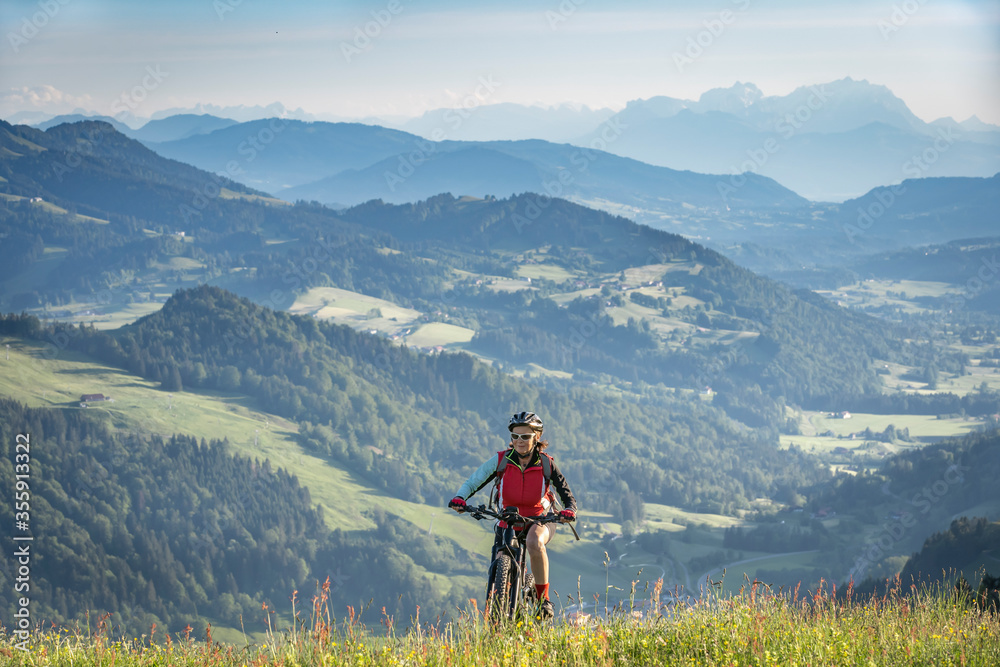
[849,464,969,580]
[510,116,627,234]
[110,65,169,120]
[383,75,501,192]
[878,0,930,40]
[179,118,289,225]
[843,127,958,244]
[546,0,587,30]
[7,0,71,53]
[717,85,832,206]
[673,0,751,73]
[340,0,405,63]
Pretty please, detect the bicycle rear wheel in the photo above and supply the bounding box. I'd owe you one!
[523,571,536,605]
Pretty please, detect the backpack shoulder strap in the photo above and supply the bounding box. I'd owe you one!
[496,450,508,476]
[489,451,508,509]
[540,452,552,483]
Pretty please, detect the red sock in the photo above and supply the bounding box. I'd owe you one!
[535,583,549,600]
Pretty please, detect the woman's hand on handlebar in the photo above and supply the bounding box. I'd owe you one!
[448,496,467,512]
[559,509,576,523]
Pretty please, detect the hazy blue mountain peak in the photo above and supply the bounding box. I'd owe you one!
[696,81,764,115]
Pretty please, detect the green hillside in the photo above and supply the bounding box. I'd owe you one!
[2,286,827,515]
[2,120,956,430]
[0,334,392,534]
[0,285,828,635]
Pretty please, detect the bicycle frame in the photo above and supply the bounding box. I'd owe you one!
[461,504,569,621]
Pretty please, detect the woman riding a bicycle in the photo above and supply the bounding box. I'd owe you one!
[449,411,577,619]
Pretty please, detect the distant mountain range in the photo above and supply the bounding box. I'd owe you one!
[281,138,808,212]
[145,120,806,213]
[837,174,1000,248]
[7,116,997,269]
[149,120,426,193]
[11,79,997,203]
[31,112,239,144]
[579,79,1000,201]
[389,102,616,143]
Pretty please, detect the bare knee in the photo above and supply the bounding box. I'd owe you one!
[527,530,547,555]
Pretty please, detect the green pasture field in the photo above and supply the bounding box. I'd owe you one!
[289,286,419,321]
[6,583,998,665]
[153,256,205,271]
[603,298,746,349]
[514,263,576,282]
[0,192,109,224]
[505,362,574,381]
[605,300,660,325]
[484,278,538,293]
[218,188,291,206]
[644,503,741,531]
[816,279,959,314]
[622,263,673,284]
[934,366,1000,395]
[405,322,476,348]
[549,287,601,304]
[788,409,984,442]
[288,286,421,335]
[876,357,1000,396]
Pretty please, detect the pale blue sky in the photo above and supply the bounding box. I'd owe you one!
[2,0,998,124]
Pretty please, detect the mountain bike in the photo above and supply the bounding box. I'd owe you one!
[458,504,578,622]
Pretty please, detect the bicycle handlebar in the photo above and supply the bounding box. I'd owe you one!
[457,504,580,540]
[458,503,562,523]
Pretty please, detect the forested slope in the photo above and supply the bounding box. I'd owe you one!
[0,398,479,635]
[2,286,827,518]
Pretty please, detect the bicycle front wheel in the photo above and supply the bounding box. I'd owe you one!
[486,552,517,622]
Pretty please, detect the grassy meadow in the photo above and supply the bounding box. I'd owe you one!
[3,578,997,666]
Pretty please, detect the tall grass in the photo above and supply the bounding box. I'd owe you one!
[3,576,998,666]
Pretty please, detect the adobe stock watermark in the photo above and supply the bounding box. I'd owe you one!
[510,116,627,234]
[51,125,105,182]
[214,0,244,21]
[546,0,586,30]
[340,0,405,63]
[877,0,929,40]
[848,463,969,581]
[383,75,501,193]
[945,255,1000,311]
[179,117,289,226]
[673,0,751,74]
[902,240,999,345]
[7,0,72,54]
[843,127,958,244]
[716,85,833,207]
[109,65,169,121]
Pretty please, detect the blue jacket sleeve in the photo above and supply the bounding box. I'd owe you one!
[456,454,498,501]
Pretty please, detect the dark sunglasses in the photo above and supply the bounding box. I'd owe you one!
[510,433,535,441]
